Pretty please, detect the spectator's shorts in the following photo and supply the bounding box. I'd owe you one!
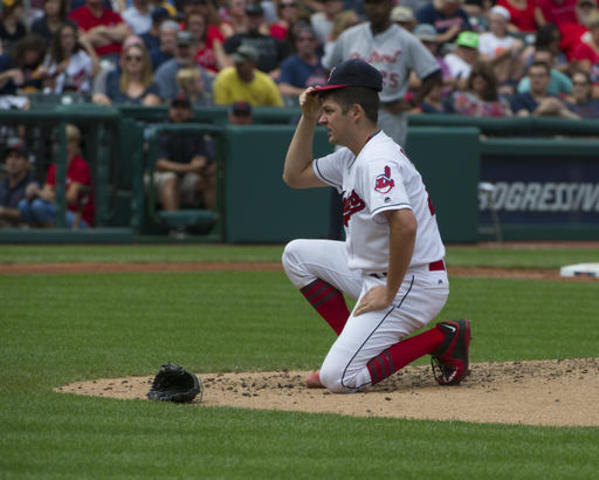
[145,171,200,207]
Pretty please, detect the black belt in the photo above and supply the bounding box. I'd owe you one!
[369,260,445,279]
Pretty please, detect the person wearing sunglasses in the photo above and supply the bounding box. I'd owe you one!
[93,42,161,105]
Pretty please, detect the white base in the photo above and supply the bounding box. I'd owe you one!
[559,263,599,278]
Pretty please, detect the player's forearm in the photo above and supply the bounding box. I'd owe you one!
[282,115,317,188]
[385,210,417,300]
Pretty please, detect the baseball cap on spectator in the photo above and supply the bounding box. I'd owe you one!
[171,93,192,108]
[232,44,260,63]
[490,5,510,21]
[177,31,197,45]
[391,6,415,23]
[6,137,28,156]
[456,31,479,49]
[577,0,597,6]
[231,101,252,116]
[245,3,264,15]
[152,6,170,23]
[413,23,437,42]
[310,59,383,94]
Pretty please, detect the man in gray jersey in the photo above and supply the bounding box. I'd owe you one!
[322,0,442,146]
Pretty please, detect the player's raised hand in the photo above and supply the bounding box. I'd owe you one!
[299,87,322,120]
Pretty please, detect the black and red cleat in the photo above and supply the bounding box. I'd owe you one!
[431,319,471,386]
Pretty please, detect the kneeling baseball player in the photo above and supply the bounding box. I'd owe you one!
[282,59,471,392]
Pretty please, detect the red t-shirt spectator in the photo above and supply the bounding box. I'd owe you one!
[497,0,537,32]
[193,25,224,73]
[537,0,578,28]
[560,22,590,59]
[69,5,125,57]
[46,155,95,226]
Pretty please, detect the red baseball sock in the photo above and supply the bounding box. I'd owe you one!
[300,279,350,335]
[367,326,445,385]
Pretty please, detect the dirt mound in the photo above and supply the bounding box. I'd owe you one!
[56,358,599,427]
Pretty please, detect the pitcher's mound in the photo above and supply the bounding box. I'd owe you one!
[55,358,599,427]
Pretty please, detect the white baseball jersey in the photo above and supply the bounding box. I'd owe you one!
[313,130,445,272]
[322,23,439,103]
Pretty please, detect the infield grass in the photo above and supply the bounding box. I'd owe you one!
[1,246,599,479]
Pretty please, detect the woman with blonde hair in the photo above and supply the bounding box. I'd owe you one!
[92,43,161,105]
[176,67,212,106]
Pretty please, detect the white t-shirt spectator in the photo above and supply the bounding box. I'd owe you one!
[122,7,152,35]
[444,52,472,80]
[478,33,515,59]
[45,50,94,95]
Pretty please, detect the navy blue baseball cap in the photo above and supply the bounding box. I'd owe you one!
[310,59,383,94]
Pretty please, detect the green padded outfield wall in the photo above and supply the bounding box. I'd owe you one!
[406,127,480,243]
[223,125,334,243]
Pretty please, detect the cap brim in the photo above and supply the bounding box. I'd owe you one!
[309,84,349,94]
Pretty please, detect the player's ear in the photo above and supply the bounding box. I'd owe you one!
[350,103,364,122]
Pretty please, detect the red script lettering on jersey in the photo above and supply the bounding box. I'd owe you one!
[343,190,365,226]
[374,166,395,194]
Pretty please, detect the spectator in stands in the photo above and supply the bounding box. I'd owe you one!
[478,6,525,93]
[31,0,69,44]
[444,31,479,89]
[566,70,599,116]
[496,0,537,32]
[510,61,577,116]
[149,94,215,214]
[536,0,578,29]
[269,0,309,47]
[93,43,161,105]
[310,0,344,46]
[558,0,598,60]
[517,47,573,95]
[149,19,179,70]
[321,9,359,67]
[123,0,152,35]
[0,34,47,95]
[154,30,214,100]
[0,0,27,51]
[570,10,599,92]
[228,99,253,123]
[150,0,177,18]
[18,124,95,229]
[219,0,250,38]
[140,7,169,52]
[391,6,417,32]
[445,60,513,116]
[419,82,445,112]
[223,3,289,79]
[187,10,230,73]
[38,22,100,96]
[0,138,37,228]
[416,0,472,45]
[69,0,131,62]
[213,43,284,105]
[278,25,326,100]
[176,67,212,105]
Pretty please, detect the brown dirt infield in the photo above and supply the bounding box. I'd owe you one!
[56,358,599,427]
[1,261,598,281]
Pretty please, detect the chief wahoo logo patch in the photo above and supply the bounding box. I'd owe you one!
[374,166,395,194]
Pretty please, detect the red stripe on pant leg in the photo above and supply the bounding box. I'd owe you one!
[300,279,350,335]
[367,327,446,385]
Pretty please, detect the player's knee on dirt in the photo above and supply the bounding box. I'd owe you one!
[319,362,367,393]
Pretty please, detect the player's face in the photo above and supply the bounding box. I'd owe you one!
[318,97,350,145]
[363,0,393,31]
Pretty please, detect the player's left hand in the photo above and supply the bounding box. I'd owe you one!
[354,286,394,316]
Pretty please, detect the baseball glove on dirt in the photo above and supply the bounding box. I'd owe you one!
[147,363,203,403]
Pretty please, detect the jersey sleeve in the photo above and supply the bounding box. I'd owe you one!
[312,149,347,192]
[406,33,440,79]
[360,157,412,222]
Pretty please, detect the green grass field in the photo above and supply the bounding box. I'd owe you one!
[1,245,599,479]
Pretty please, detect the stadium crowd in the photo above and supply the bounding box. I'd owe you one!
[0,0,598,116]
[2,0,599,231]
